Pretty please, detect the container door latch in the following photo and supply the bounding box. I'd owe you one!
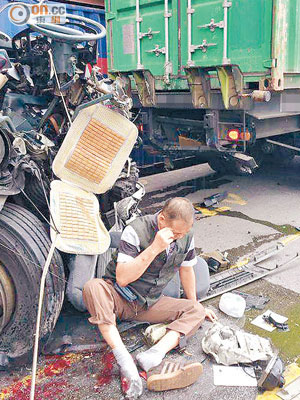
[198,18,224,32]
[190,39,217,53]
[146,44,166,56]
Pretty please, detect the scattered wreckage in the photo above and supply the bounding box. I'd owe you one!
[202,322,285,391]
[0,10,144,366]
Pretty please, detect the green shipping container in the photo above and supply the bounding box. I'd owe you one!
[106,0,300,95]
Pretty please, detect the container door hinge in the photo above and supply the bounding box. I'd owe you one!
[146,45,166,56]
[190,39,217,53]
[198,18,224,32]
[139,28,160,40]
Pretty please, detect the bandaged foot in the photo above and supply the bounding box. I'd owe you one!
[113,346,143,399]
[136,345,166,372]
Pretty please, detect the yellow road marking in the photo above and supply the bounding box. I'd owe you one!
[230,258,250,269]
[280,232,300,245]
[224,193,247,206]
[195,206,231,216]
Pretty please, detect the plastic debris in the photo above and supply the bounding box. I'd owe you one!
[232,290,270,310]
[202,322,274,366]
[219,293,246,318]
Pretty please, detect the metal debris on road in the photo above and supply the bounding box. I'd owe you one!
[195,191,228,208]
[202,322,274,365]
[201,251,230,273]
[232,290,270,310]
[251,310,288,333]
[201,238,300,301]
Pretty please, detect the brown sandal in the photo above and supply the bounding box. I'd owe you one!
[147,361,203,392]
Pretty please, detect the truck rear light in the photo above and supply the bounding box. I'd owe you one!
[240,130,251,141]
[227,129,240,141]
[226,128,251,141]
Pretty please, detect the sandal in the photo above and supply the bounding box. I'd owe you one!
[147,360,203,392]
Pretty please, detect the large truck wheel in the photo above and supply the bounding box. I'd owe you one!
[207,155,227,174]
[266,146,295,166]
[0,203,65,361]
[23,173,50,218]
[208,154,252,176]
[249,138,296,168]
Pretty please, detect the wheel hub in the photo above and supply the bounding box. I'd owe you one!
[0,263,15,333]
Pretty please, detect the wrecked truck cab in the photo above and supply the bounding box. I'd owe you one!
[0,10,142,365]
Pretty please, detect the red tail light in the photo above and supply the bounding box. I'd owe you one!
[226,128,251,141]
[227,129,240,141]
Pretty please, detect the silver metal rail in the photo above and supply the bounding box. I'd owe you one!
[164,0,172,83]
[136,0,143,69]
[222,0,232,64]
[187,0,194,66]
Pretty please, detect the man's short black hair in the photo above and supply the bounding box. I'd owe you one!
[162,197,194,223]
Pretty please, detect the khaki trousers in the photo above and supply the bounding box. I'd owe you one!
[83,278,205,337]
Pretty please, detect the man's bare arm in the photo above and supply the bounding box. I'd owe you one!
[179,266,197,301]
[116,227,174,287]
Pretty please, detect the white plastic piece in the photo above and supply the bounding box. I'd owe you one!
[219,292,246,318]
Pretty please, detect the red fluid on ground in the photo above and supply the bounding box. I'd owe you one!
[44,357,71,377]
[3,356,73,400]
[96,352,114,386]
[7,378,69,400]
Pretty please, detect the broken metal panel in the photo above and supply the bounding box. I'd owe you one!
[201,239,300,302]
[118,73,133,100]
[132,70,157,107]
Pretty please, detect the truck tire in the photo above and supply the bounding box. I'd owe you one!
[208,155,251,176]
[23,173,50,217]
[207,155,227,174]
[0,203,65,361]
[266,146,295,166]
[249,138,295,168]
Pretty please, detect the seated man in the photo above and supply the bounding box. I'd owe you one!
[83,197,217,398]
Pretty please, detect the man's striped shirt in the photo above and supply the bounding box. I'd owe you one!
[117,224,197,267]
